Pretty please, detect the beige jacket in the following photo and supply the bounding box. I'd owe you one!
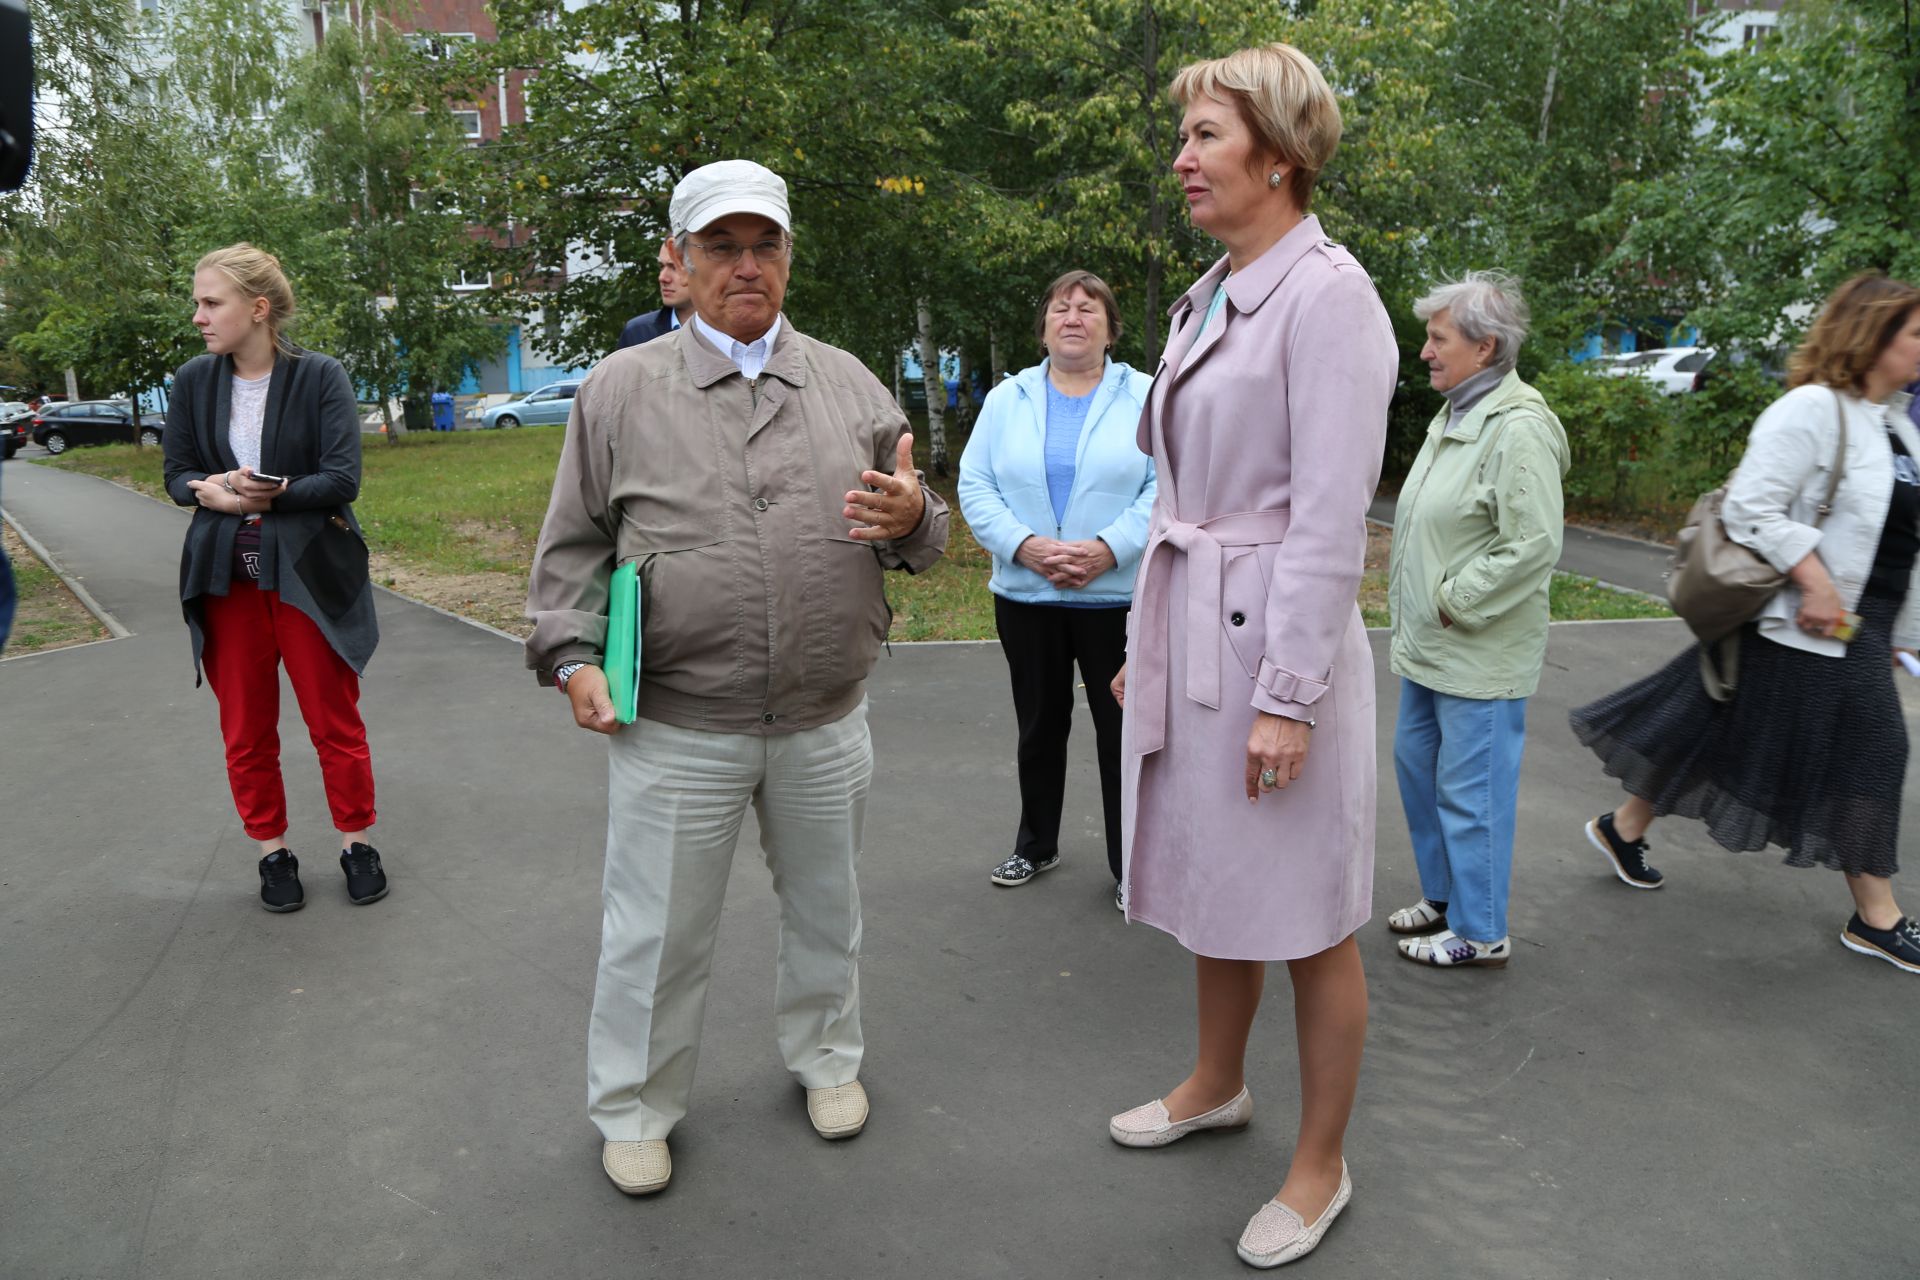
[525,320,949,734]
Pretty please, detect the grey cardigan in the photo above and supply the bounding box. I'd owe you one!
[161,348,378,679]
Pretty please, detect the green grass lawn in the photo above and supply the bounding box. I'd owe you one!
[40,430,1668,639]
[2,523,112,655]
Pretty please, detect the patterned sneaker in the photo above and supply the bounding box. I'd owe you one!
[1585,813,1664,889]
[1397,929,1510,968]
[340,843,389,905]
[1840,914,1920,975]
[258,850,304,913]
[989,852,1059,886]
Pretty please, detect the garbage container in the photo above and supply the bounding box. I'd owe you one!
[431,391,456,432]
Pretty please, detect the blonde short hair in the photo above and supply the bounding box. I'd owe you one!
[1169,43,1342,211]
[196,243,298,356]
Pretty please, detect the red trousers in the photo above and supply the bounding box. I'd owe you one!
[201,580,377,841]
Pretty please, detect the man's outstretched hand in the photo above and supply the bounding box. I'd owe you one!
[845,432,926,541]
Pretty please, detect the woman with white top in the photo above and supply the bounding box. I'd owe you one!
[162,243,388,913]
[1572,273,1920,974]
[958,270,1155,906]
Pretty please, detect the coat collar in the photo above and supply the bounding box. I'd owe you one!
[680,314,808,390]
[1163,215,1331,386]
[210,349,297,471]
[1431,368,1532,443]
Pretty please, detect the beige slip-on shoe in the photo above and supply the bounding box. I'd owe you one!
[602,1139,671,1195]
[1108,1085,1252,1148]
[1236,1160,1352,1268]
[806,1081,868,1139]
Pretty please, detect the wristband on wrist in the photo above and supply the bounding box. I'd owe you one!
[221,471,239,495]
[555,661,587,691]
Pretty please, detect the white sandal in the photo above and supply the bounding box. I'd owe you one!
[1397,928,1510,969]
[1387,898,1448,935]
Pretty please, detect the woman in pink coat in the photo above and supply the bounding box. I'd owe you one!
[1107,44,1396,1269]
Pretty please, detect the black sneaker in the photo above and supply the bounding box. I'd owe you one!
[340,843,389,905]
[1115,883,1125,913]
[989,852,1059,886]
[1840,914,1920,975]
[259,850,305,913]
[1584,813,1664,889]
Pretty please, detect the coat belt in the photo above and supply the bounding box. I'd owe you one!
[1130,508,1291,756]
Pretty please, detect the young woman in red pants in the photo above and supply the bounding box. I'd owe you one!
[162,243,388,912]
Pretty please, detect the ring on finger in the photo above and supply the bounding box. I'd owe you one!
[1260,768,1277,788]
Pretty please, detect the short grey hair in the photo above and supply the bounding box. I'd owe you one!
[1413,270,1530,369]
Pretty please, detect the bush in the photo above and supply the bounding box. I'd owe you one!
[1661,363,1780,501]
[1531,363,1673,514]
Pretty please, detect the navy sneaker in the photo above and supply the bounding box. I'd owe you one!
[258,850,304,913]
[1840,914,1920,975]
[1584,813,1664,889]
[340,843,389,905]
[989,852,1059,887]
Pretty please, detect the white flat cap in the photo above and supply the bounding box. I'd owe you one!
[669,160,791,237]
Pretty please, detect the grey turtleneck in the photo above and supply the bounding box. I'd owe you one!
[1442,364,1511,429]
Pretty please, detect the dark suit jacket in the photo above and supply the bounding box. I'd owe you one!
[616,306,678,351]
[161,347,377,678]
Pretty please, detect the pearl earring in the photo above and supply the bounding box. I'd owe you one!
[1268,172,1283,189]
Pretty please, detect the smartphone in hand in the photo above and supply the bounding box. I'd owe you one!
[248,470,289,486]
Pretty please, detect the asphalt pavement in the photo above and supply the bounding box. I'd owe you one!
[2,460,1913,1280]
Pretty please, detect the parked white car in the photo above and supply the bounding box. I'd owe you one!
[1598,346,1716,395]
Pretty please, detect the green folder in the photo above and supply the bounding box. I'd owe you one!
[605,559,642,725]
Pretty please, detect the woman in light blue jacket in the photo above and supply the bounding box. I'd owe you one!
[959,270,1155,905]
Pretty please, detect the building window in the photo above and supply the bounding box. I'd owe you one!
[409,31,476,60]
[1743,24,1774,47]
[451,110,483,140]
[450,269,492,292]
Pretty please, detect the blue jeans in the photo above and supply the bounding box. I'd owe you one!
[1392,678,1528,944]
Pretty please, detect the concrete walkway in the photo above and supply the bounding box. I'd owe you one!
[2,462,1912,1280]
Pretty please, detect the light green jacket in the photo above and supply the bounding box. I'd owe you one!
[1388,370,1569,700]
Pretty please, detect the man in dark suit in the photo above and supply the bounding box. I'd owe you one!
[615,240,694,350]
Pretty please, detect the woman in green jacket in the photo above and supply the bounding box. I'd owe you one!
[1386,271,1568,968]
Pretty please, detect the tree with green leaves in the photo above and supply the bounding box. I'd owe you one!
[1596,0,1920,352]
[284,4,506,435]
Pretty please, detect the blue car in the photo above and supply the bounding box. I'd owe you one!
[481,381,582,429]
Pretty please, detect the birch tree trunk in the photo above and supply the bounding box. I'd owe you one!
[989,327,1004,386]
[916,298,948,478]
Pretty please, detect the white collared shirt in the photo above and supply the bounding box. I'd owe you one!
[693,312,783,381]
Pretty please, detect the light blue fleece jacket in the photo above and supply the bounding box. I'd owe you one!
[957,358,1156,605]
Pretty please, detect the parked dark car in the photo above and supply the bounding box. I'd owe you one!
[30,400,163,454]
[1,400,31,459]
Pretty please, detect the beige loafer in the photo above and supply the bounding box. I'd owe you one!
[1236,1161,1352,1268]
[1108,1085,1252,1148]
[602,1139,671,1196]
[806,1081,868,1139]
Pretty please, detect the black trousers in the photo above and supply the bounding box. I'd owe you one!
[993,596,1129,881]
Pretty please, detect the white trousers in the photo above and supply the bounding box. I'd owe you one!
[588,701,872,1141]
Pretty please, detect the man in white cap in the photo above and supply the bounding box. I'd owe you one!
[526,159,948,1196]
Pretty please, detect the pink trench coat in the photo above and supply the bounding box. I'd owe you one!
[1120,216,1398,961]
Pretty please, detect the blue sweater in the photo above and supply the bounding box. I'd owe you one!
[957,359,1156,605]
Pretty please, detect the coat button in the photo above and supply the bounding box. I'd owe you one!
[762,712,776,724]
[753,497,769,512]
[1230,612,1246,626]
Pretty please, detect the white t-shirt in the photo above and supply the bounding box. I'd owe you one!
[229,372,271,473]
